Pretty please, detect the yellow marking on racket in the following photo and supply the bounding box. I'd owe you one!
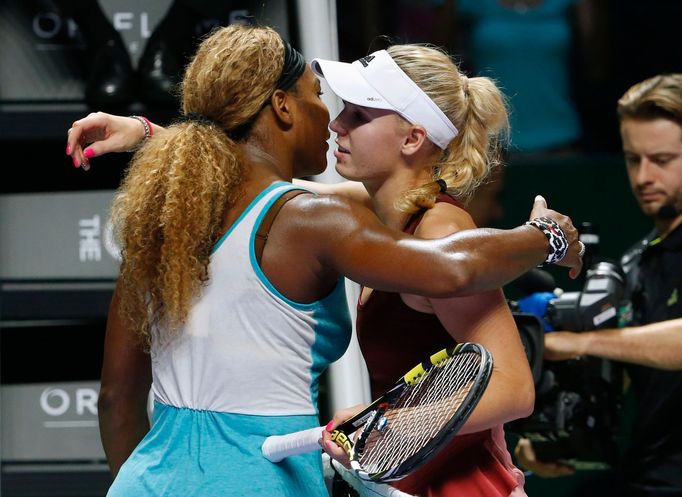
[405,347,456,385]
[330,429,353,454]
[429,348,451,366]
[403,363,427,386]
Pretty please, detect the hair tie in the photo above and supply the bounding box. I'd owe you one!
[436,179,448,193]
[461,75,469,95]
[276,39,306,91]
[183,112,219,127]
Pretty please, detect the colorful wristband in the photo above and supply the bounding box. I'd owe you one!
[128,115,153,151]
[525,217,569,264]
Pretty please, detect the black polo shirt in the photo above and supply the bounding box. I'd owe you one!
[620,223,682,496]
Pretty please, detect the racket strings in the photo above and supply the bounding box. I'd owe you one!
[388,355,475,465]
[380,354,477,468]
[361,355,477,473]
[358,351,482,476]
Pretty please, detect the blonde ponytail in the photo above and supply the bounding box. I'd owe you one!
[388,44,509,213]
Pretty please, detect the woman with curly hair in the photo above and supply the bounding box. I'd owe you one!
[66,25,583,497]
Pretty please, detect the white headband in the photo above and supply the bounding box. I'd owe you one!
[311,50,458,149]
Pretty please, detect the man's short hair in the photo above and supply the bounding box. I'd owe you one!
[618,74,682,126]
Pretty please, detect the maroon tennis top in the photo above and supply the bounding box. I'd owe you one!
[355,194,525,497]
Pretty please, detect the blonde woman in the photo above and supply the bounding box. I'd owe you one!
[310,45,533,497]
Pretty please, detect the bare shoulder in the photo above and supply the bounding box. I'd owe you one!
[401,202,476,310]
[414,201,476,239]
[269,192,384,259]
[282,192,378,233]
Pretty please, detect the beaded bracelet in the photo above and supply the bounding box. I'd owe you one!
[127,115,153,151]
[525,217,569,264]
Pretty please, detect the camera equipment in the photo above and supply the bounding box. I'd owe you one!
[508,259,628,469]
[547,261,626,332]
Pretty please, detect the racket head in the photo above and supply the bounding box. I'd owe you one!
[348,342,493,482]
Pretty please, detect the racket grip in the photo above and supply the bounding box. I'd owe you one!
[262,425,325,462]
[330,459,418,497]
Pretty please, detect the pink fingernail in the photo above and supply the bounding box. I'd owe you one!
[72,157,79,167]
[325,421,334,432]
[66,144,71,155]
[84,148,95,159]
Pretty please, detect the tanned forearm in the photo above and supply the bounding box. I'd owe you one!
[546,318,682,370]
[443,225,549,295]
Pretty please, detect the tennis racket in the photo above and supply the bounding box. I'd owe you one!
[262,342,493,483]
[325,454,417,497]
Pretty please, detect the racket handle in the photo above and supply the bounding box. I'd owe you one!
[262,425,325,462]
[330,459,417,497]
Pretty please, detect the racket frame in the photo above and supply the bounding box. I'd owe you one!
[261,342,493,484]
[343,342,493,482]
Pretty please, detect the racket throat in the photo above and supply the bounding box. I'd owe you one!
[353,404,388,458]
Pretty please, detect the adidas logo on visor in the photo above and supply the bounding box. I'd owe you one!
[359,55,375,67]
[311,50,459,149]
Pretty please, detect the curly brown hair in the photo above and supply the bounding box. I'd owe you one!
[111,25,286,347]
[387,44,509,213]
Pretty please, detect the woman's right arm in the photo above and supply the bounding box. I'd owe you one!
[98,281,152,477]
[67,113,162,169]
[66,113,374,206]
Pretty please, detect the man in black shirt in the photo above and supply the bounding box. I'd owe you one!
[516,74,682,496]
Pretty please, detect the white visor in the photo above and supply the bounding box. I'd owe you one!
[311,49,458,149]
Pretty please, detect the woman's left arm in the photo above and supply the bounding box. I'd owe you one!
[402,204,534,433]
[427,289,535,433]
